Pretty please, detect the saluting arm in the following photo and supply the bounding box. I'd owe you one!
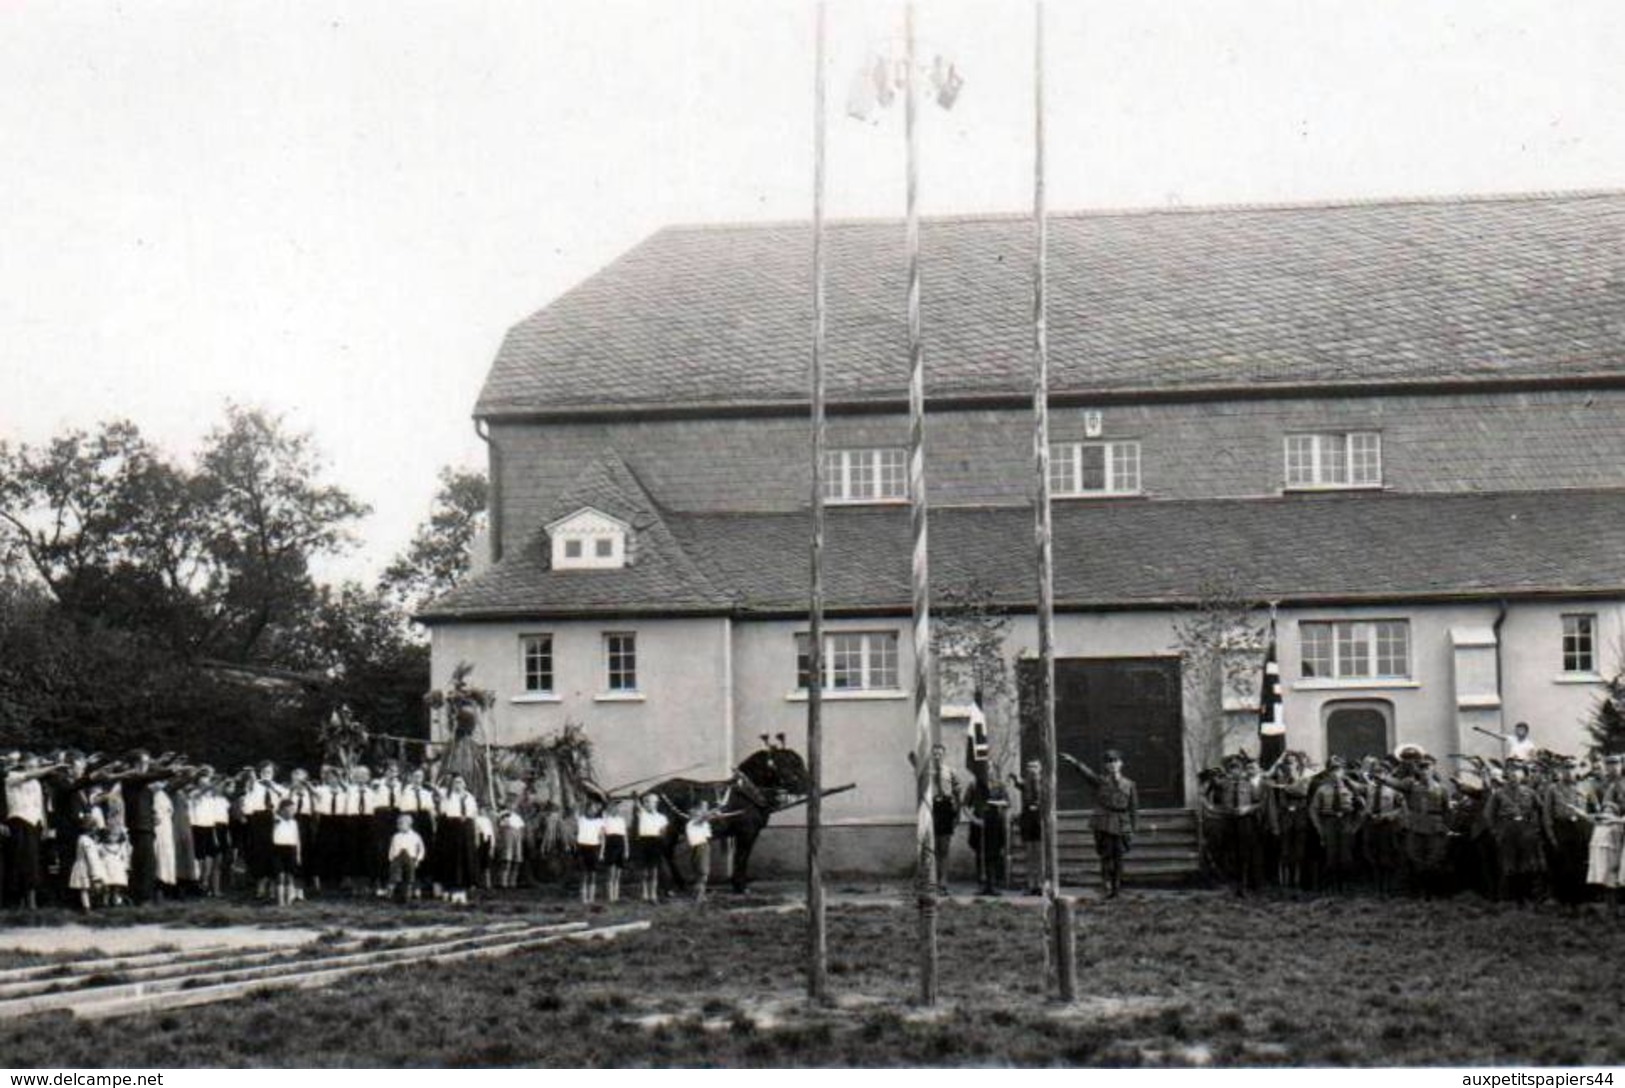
[1059,753,1099,784]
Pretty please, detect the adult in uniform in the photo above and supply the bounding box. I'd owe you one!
[1486,760,1544,903]
[1540,758,1592,909]
[1362,759,1407,897]
[1218,753,1267,895]
[1264,752,1313,892]
[1378,754,1452,897]
[1060,749,1138,898]
[1309,757,1361,894]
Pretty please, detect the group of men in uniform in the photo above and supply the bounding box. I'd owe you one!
[924,705,1140,900]
[1199,742,1625,910]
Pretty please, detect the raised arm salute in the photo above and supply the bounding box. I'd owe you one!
[1059,749,1138,899]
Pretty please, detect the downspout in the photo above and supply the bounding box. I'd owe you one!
[1491,598,1509,702]
[474,418,503,564]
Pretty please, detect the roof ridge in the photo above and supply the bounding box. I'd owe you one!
[648,187,1625,235]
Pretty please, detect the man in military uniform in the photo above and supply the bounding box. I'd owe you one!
[1309,756,1362,894]
[1377,754,1453,897]
[1264,752,1313,892]
[1060,749,1138,898]
[1361,756,1407,896]
[1486,760,1545,903]
[1540,757,1592,910]
[1215,752,1267,895]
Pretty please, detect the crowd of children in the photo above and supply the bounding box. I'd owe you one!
[0,747,722,913]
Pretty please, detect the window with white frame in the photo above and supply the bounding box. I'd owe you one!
[1049,441,1140,496]
[1283,432,1382,489]
[1299,620,1410,680]
[824,448,907,503]
[520,634,554,694]
[796,631,900,691]
[549,507,628,570]
[1562,614,1597,674]
[604,632,638,692]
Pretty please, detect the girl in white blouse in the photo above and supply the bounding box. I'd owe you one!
[601,800,631,903]
[634,794,669,904]
[575,800,606,904]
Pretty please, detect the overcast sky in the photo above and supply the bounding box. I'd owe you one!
[4,0,1624,584]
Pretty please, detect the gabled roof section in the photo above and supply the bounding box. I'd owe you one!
[478,191,1625,419]
[419,453,732,620]
[420,488,1625,621]
[545,507,630,535]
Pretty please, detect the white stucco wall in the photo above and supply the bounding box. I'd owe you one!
[428,594,1625,875]
[428,616,734,791]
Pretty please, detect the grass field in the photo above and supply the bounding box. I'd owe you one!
[1,887,1621,1067]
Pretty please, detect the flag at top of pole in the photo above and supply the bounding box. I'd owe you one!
[1259,605,1286,766]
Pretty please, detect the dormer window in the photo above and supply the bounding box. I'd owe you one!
[546,507,629,570]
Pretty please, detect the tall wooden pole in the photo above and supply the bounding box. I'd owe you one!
[806,0,830,1006]
[1031,0,1076,1002]
[905,1,940,1008]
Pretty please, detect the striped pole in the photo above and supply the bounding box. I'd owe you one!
[1031,0,1075,1002]
[806,0,830,1005]
[905,0,940,1008]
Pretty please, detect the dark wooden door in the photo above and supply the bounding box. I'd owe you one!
[1325,706,1389,764]
[1020,656,1185,808]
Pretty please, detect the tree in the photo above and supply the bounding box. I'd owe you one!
[1171,575,1269,775]
[380,466,488,613]
[195,404,370,662]
[1585,653,1625,757]
[934,577,1018,780]
[0,421,212,641]
[284,580,430,746]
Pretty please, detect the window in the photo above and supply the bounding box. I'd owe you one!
[1299,620,1410,680]
[520,634,554,694]
[824,448,906,503]
[549,508,629,570]
[1049,441,1140,496]
[796,631,900,691]
[604,632,637,692]
[1562,614,1597,674]
[1283,432,1382,489]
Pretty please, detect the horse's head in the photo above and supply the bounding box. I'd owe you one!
[737,743,811,801]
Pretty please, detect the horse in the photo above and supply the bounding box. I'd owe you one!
[645,743,810,894]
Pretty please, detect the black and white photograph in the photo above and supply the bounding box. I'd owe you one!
[2,0,1624,1072]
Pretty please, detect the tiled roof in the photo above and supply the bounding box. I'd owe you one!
[424,453,731,618]
[478,192,1625,417]
[418,489,1625,620]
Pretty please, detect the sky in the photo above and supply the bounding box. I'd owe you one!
[4,0,1625,584]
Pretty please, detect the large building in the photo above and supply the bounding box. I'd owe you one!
[420,191,1625,874]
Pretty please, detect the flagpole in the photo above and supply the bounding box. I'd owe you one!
[1031,0,1075,1003]
[904,0,940,1009]
[806,0,830,1006]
